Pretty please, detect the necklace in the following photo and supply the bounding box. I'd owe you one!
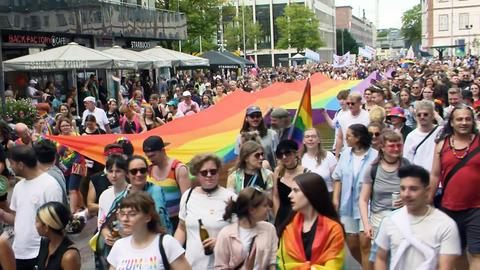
[449,135,473,159]
[285,161,299,170]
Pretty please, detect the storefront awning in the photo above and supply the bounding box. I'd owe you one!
[3,42,137,71]
[199,51,255,69]
[142,46,209,68]
[102,46,171,69]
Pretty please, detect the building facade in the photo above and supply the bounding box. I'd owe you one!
[0,0,186,95]
[376,28,407,59]
[421,0,480,56]
[231,0,336,67]
[335,6,375,48]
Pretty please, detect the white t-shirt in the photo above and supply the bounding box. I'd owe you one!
[179,187,235,270]
[331,109,349,150]
[82,107,110,130]
[238,227,259,270]
[107,234,184,270]
[301,151,337,192]
[375,207,461,269]
[10,173,63,259]
[97,186,122,230]
[403,126,442,172]
[337,110,370,147]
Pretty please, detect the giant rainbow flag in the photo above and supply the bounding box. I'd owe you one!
[50,72,375,164]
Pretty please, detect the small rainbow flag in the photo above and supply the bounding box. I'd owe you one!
[288,79,313,147]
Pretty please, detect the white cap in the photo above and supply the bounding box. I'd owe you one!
[83,96,96,103]
[182,91,191,97]
[29,79,37,85]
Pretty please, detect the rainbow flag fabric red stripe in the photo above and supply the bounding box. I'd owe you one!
[288,79,313,147]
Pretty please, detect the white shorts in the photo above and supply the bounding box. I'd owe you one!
[340,216,364,234]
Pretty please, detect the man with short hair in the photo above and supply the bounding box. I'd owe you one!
[403,100,442,172]
[375,165,461,270]
[143,136,190,230]
[82,96,111,133]
[13,123,32,147]
[0,145,62,269]
[269,107,292,141]
[445,88,464,116]
[335,92,370,158]
[178,91,200,116]
[370,88,386,107]
[430,104,480,269]
[33,139,68,207]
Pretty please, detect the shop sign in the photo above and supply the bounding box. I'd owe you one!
[4,33,70,47]
[129,40,154,49]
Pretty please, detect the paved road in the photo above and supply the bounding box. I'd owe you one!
[69,217,96,270]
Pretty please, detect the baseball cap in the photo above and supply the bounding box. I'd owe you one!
[246,105,261,115]
[143,136,170,152]
[166,100,177,107]
[83,96,96,103]
[182,91,192,97]
[271,108,290,118]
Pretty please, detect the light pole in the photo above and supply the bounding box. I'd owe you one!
[466,24,473,55]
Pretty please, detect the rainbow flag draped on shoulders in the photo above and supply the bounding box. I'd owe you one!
[288,79,313,147]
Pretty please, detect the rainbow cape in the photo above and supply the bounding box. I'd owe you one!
[49,72,375,164]
[288,79,313,147]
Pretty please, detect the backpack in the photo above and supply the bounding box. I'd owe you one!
[159,233,170,270]
[369,158,409,200]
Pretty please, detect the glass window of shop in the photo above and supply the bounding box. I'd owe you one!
[256,5,271,50]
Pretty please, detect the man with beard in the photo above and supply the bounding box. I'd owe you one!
[430,104,480,270]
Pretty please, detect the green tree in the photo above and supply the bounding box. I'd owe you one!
[223,6,263,52]
[401,4,421,47]
[166,0,223,53]
[276,4,323,53]
[336,29,358,55]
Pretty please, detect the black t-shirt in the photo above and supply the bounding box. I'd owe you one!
[80,127,107,135]
[301,218,318,261]
[106,110,120,129]
[243,172,266,189]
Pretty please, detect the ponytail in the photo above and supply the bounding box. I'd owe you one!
[223,198,236,221]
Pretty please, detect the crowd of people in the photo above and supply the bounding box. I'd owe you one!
[0,55,479,270]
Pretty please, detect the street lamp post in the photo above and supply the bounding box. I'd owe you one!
[466,24,473,55]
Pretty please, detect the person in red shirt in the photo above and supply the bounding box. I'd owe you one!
[430,104,480,270]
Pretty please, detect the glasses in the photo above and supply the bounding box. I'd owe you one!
[412,86,419,89]
[117,210,138,219]
[385,143,403,149]
[253,152,264,159]
[346,102,357,106]
[129,167,147,175]
[369,132,380,137]
[276,150,294,159]
[416,112,430,117]
[248,113,262,119]
[199,169,218,177]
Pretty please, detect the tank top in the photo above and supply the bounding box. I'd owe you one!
[120,114,142,134]
[36,237,78,270]
[147,159,183,217]
[274,179,292,229]
[440,135,480,210]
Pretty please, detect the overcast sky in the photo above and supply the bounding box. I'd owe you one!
[336,0,420,29]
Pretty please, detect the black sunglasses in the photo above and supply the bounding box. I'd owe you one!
[248,113,262,119]
[369,132,380,137]
[346,102,356,106]
[253,152,264,159]
[199,169,218,177]
[129,167,147,175]
[276,150,293,159]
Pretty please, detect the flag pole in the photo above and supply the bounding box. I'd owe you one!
[288,78,310,140]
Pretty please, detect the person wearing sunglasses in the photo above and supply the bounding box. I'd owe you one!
[332,123,377,269]
[386,107,413,142]
[174,153,235,270]
[272,139,307,232]
[367,121,385,150]
[277,173,345,269]
[403,100,442,172]
[227,141,273,194]
[215,186,277,270]
[359,129,410,263]
[234,105,279,169]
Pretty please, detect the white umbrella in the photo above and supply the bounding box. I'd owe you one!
[142,46,209,67]
[3,42,137,71]
[102,46,171,69]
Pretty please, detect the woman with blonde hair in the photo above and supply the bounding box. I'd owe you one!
[300,128,337,195]
[227,141,274,194]
[35,201,81,270]
[143,105,164,131]
[119,100,147,134]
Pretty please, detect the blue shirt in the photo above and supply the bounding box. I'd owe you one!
[332,147,378,219]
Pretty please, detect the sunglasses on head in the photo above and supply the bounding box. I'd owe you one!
[129,167,147,175]
[249,185,265,200]
[276,150,293,159]
[199,169,218,177]
[253,152,264,159]
[248,113,262,119]
[369,132,380,137]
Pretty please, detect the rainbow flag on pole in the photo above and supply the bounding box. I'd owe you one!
[288,78,313,147]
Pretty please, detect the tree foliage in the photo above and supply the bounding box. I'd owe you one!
[401,4,421,47]
[223,6,263,52]
[165,0,223,53]
[336,29,358,55]
[275,4,324,53]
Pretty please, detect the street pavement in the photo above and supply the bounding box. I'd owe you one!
[69,216,96,270]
